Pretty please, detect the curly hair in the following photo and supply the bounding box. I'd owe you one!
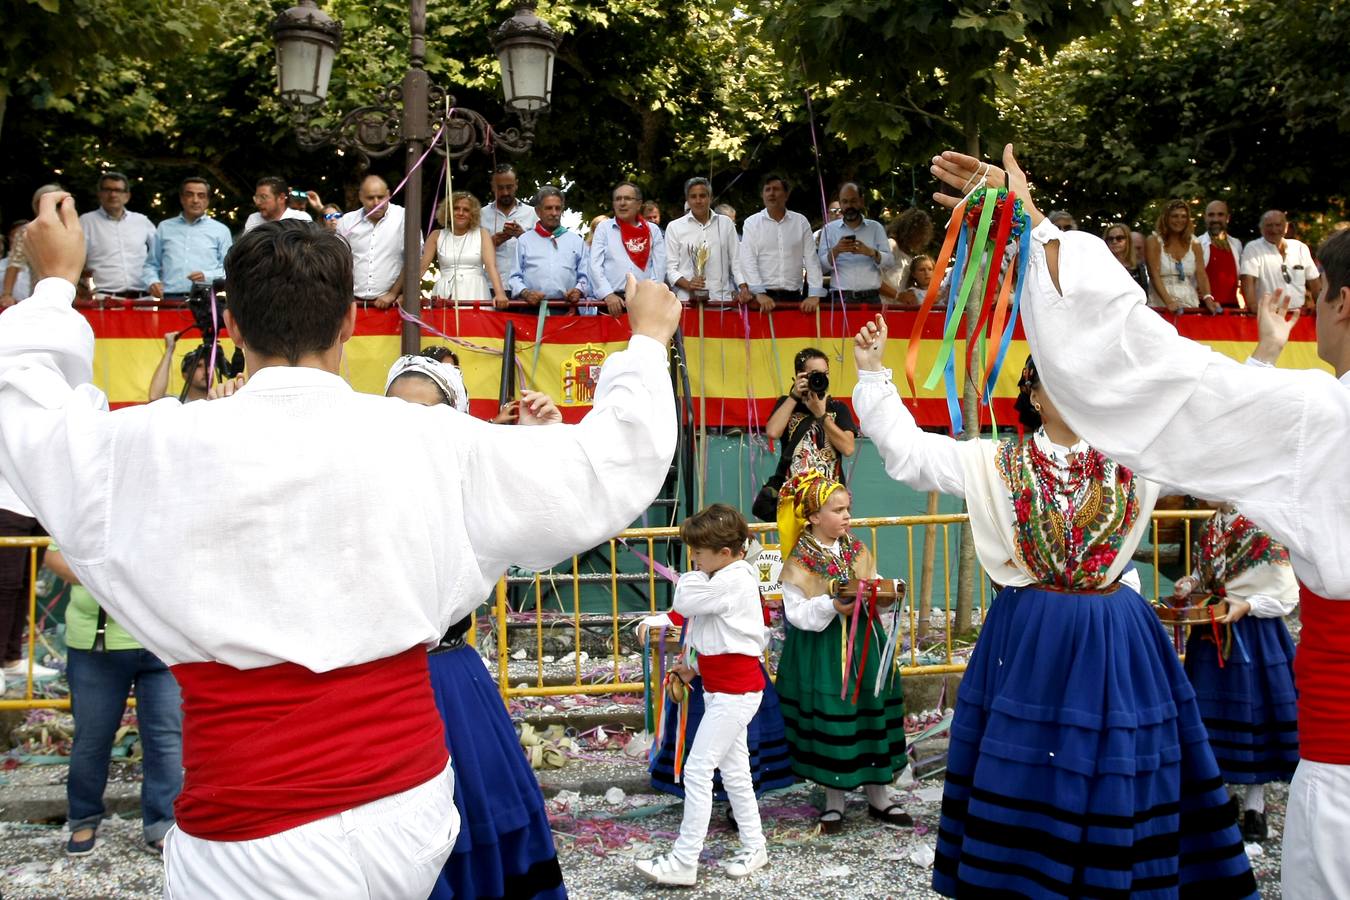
[886,208,934,254]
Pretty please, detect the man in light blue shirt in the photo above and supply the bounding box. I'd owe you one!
[817,181,893,301]
[589,181,666,315]
[144,177,232,298]
[508,186,589,307]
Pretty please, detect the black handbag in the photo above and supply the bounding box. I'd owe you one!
[752,404,818,522]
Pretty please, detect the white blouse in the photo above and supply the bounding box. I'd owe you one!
[852,370,1161,588]
[1019,218,1350,599]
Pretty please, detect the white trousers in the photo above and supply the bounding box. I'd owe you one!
[163,760,458,900]
[671,690,765,867]
[1282,759,1350,900]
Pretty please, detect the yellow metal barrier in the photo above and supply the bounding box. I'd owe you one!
[1,510,1216,713]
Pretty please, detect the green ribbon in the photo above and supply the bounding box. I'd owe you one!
[923,188,999,391]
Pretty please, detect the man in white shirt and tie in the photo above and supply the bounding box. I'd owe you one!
[739,174,826,313]
[664,177,751,307]
[78,172,157,298]
[0,195,681,898]
[337,175,407,309]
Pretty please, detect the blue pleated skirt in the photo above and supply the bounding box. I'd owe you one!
[933,584,1258,900]
[427,646,567,900]
[649,665,796,799]
[1184,614,1299,784]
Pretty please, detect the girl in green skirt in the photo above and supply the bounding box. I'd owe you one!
[775,472,911,833]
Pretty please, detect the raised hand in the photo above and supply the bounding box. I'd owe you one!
[853,314,888,372]
[25,191,85,285]
[623,273,682,345]
[930,144,1044,227]
[1252,288,1301,365]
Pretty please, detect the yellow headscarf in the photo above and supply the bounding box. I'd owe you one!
[777,471,845,558]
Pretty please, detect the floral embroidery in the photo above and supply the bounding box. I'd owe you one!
[996,432,1140,590]
[1193,511,1290,598]
[792,531,864,590]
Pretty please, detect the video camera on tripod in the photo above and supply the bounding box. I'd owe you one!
[181,279,245,385]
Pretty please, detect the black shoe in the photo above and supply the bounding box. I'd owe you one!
[726,806,738,832]
[1241,810,1268,843]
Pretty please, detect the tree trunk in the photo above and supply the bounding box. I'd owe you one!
[953,109,982,636]
[918,490,939,640]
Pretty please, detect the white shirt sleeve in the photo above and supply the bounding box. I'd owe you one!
[1019,221,1350,593]
[672,569,730,617]
[851,368,966,495]
[781,580,838,632]
[738,219,764,293]
[457,334,677,572]
[1225,562,1299,618]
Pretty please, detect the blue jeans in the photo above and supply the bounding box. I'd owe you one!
[67,648,183,842]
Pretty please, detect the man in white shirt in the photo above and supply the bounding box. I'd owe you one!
[1198,200,1244,309]
[818,182,894,303]
[665,177,750,306]
[78,172,157,296]
[482,164,537,292]
[0,196,681,898]
[337,175,407,309]
[243,177,313,233]
[929,145,1350,900]
[739,174,825,313]
[1240,210,1321,311]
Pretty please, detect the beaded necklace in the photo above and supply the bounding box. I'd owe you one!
[997,430,1140,589]
[792,530,864,589]
[1193,511,1288,598]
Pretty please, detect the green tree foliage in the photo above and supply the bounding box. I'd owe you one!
[1005,0,1350,237]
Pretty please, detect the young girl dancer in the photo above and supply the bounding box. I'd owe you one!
[850,323,1256,899]
[1178,505,1299,844]
[774,472,911,833]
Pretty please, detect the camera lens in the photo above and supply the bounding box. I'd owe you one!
[806,371,829,395]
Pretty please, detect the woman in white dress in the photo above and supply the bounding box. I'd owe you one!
[419,191,509,309]
[1146,200,1217,314]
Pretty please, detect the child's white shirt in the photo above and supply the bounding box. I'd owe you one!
[672,559,770,657]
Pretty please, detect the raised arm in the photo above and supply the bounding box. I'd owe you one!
[850,315,967,495]
[459,275,680,570]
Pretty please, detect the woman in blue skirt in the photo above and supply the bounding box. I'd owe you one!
[850,329,1257,899]
[387,352,568,899]
[1177,506,1299,844]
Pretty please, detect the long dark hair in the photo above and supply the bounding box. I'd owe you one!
[1014,356,1042,431]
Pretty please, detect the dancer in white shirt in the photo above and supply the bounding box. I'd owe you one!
[929,144,1350,900]
[0,201,681,899]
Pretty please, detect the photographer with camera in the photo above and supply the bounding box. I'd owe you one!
[147,331,214,402]
[754,348,857,521]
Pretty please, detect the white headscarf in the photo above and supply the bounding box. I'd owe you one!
[384,354,469,412]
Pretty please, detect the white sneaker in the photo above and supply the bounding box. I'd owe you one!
[3,660,59,681]
[724,846,768,878]
[635,853,698,886]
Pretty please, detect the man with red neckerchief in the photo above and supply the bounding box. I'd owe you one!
[929,144,1350,900]
[589,180,667,316]
[508,185,589,309]
[0,195,682,899]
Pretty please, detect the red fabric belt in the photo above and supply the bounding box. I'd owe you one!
[698,653,765,694]
[170,645,448,842]
[1295,585,1350,765]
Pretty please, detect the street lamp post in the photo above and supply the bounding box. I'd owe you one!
[272,0,558,354]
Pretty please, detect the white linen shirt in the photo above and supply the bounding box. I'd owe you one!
[1019,219,1350,599]
[1239,237,1315,304]
[663,212,746,303]
[243,208,313,232]
[672,560,769,658]
[0,278,677,671]
[738,209,825,297]
[852,367,1161,590]
[79,208,157,293]
[338,204,407,300]
[481,200,538,288]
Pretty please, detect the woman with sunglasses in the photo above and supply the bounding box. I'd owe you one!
[1103,221,1149,293]
[1146,200,1219,314]
[320,204,342,234]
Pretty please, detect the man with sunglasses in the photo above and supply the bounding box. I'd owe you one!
[1241,209,1320,312]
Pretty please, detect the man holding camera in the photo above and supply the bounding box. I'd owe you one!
[144,177,232,301]
[756,348,857,520]
[243,177,314,233]
[147,331,217,403]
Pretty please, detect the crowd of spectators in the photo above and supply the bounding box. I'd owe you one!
[2,167,1343,319]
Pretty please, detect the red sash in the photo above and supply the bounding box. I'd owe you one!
[1295,585,1350,764]
[171,646,448,841]
[698,654,765,694]
[1205,242,1240,306]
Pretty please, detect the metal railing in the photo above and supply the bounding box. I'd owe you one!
[0,510,1216,712]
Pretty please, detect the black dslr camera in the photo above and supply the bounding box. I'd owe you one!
[185,280,244,381]
[806,370,829,398]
